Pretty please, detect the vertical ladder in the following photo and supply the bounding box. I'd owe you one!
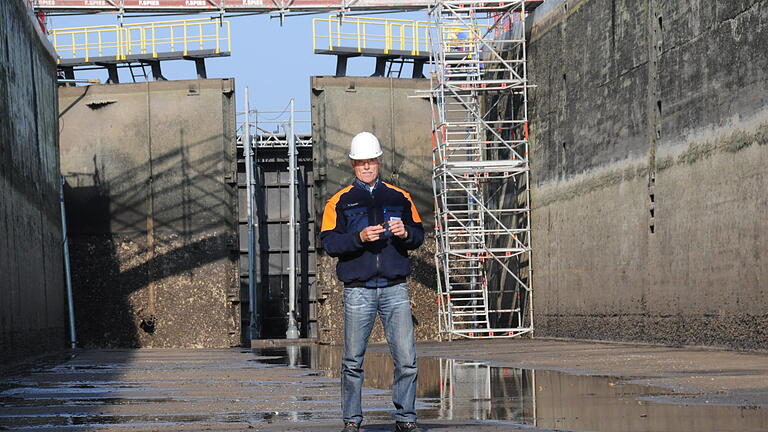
[430,0,534,339]
[129,62,148,82]
[386,58,406,78]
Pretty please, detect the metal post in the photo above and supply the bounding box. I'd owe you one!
[60,177,77,350]
[286,98,300,339]
[244,88,258,341]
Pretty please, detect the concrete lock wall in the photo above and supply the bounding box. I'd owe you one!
[58,79,240,348]
[311,76,440,344]
[0,0,66,366]
[525,0,768,349]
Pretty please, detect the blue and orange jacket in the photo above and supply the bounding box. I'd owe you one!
[320,178,424,287]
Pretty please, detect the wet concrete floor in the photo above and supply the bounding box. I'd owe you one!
[0,339,767,431]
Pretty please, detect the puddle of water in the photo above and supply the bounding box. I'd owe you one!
[0,410,341,429]
[252,345,768,432]
[1,346,766,431]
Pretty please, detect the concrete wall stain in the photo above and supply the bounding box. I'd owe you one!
[525,0,768,349]
[0,0,65,367]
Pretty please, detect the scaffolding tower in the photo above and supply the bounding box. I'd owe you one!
[430,0,536,339]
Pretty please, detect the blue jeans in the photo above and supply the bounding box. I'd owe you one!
[341,282,418,425]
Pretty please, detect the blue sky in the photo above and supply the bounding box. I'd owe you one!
[49,10,430,132]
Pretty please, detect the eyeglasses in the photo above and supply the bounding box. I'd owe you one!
[352,158,380,166]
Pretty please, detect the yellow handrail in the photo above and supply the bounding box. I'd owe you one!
[313,16,434,55]
[50,18,231,63]
[312,15,486,56]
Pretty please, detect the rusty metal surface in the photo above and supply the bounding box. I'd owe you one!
[58,79,239,348]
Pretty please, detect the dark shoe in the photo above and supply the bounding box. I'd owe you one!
[341,423,360,432]
[395,422,424,432]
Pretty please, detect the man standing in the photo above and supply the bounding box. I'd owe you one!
[321,132,425,432]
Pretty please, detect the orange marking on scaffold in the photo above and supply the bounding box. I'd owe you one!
[524,122,529,141]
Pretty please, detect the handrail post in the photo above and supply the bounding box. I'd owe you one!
[385,22,390,54]
[328,18,333,51]
[215,21,220,53]
[336,18,341,48]
[152,22,157,58]
[183,21,188,55]
[84,29,89,63]
[356,18,361,53]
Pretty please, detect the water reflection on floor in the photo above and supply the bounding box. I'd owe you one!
[1,346,766,431]
[253,345,768,432]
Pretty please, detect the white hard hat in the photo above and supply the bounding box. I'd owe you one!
[349,132,383,160]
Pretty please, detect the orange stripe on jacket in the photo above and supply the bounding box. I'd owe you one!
[321,185,354,232]
[383,182,422,223]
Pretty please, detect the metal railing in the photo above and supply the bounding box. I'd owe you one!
[313,15,481,56]
[50,18,231,63]
[313,16,431,55]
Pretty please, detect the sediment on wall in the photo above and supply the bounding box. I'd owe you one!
[58,80,240,348]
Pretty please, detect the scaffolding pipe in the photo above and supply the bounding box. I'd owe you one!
[59,177,77,350]
[286,98,300,339]
[244,87,258,340]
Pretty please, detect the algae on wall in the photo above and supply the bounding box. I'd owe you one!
[520,0,768,349]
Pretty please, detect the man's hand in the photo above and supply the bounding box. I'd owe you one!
[388,220,408,239]
[359,225,386,242]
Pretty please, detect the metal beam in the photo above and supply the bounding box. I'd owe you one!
[32,0,434,14]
